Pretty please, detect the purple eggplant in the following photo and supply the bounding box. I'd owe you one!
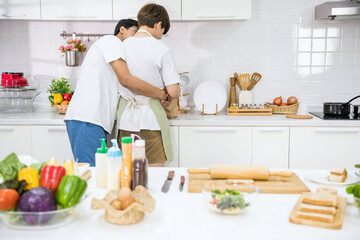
[17,187,57,225]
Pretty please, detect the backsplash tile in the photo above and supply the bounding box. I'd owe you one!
[0,0,359,108]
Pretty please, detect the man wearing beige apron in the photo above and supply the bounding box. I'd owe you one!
[115,4,180,167]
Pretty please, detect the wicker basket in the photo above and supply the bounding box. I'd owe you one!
[53,105,68,114]
[91,186,155,225]
[265,102,299,115]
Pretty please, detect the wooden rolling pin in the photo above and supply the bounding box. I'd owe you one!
[187,166,293,180]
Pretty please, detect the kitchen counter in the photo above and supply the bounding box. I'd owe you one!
[1,168,359,240]
[1,108,360,127]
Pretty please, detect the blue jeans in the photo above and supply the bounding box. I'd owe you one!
[65,120,106,166]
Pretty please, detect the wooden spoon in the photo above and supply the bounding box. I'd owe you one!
[248,72,262,90]
[234,72,242,90]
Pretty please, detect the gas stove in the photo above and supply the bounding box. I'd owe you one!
[310,112,360,120]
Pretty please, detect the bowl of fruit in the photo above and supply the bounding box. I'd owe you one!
[202,180,258,215]
[47,78,73,114]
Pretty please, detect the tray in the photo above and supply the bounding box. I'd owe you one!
[227,107,272,116]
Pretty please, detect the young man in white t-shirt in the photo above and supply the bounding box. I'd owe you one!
[65,19,169,166]
[117,4,180,167]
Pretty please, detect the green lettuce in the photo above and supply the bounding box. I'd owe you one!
[0,153,26,181]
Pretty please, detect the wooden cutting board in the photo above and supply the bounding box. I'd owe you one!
[188,173,310,194]
[289,196,347,229]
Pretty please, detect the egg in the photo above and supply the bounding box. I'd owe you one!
[118,187,136,210]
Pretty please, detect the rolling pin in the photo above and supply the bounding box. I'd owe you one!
[187,166,293,180]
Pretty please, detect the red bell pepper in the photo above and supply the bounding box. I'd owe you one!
[40,165,66,195]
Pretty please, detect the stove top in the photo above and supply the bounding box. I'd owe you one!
[310,112,360,120]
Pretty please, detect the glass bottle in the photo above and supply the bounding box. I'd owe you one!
[132,140,148,190]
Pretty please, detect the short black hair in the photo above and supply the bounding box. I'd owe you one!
[137,4,170,35]
[114,19,138,35]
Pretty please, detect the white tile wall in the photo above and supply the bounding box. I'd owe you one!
[0,0,359,108]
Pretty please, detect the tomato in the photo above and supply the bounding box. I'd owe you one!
[61,100,69,105]
[0,189,20,210]
[63,93,72,101]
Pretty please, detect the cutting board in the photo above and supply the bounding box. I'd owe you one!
[289,196,347,229]
[187,173,310,194]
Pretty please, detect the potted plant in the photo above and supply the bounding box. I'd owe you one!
[47,78,73,114]
[59,39,86,67]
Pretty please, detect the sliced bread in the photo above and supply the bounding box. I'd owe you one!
[328,174,346,183]
[330,167,347,176]
[316,187,337,196]
[302,192,337,207]
[299,203,337,215]
[295,211,334,223]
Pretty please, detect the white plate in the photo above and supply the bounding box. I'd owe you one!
[193,81,227,114]
[307,171,359,186]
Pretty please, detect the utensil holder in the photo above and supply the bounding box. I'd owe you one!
[65,51,79,67]
[239,91,253,106]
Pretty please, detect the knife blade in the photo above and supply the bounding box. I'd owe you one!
[179,176,185,191]
[161,171,175,193]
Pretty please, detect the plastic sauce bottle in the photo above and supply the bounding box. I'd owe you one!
[132,139,148,190]
[95,138,108,188]
[107,139,122,190]
[120,136,132,189]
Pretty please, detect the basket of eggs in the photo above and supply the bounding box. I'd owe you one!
[47,78,73,114]
[91,186,155,225]
[265,96,299,115]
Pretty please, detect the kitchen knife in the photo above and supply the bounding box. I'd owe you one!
[161,171,175,193]
[179,176,185,191]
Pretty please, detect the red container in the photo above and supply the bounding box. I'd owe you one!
[1,72,29,87]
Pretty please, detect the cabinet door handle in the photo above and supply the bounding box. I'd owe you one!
[57,15,98,19]
[197,15,236,19]
[314,128,360,134]
[47,126,67,132]
[0,127,15,131]
[258,128,285,133]
[2,14,26,17]
[194,128,236,133]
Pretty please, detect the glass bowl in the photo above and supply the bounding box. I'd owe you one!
[0,194,88,230]
[202,180,258,215]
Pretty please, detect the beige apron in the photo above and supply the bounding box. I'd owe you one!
[113,97,174,162]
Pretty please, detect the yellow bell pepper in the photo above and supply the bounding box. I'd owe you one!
[53,93,63,105]
[63,159,74,175]
[18,167,39,190]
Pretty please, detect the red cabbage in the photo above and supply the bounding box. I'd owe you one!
[17,187,57,225]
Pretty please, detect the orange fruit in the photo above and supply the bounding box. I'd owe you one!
[61,100,69,105]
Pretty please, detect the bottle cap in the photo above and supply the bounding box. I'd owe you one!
[97,138,108,153]
[107,139,122,157]
[135,139,145,147]
[121,136,132,144]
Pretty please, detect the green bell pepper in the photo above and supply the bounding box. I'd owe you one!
[55,175,87,208]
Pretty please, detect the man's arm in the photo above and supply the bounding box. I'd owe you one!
[110,58,167,100]
[166,83,180,99]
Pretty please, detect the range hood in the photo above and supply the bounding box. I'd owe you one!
[315,0,360,20]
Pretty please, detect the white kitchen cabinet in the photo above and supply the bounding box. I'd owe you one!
[165,126,179,167]
[179,126,252,167]
[0,126,32,159]
[252,127,289,168]
[182,0,251,20]
[113,0,181,21]
[0,0,41,19]
[41,0,112,20]
[289,127,360,169]
[31,126,73,163]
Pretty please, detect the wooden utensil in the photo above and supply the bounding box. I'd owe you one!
[228,77,237,107]
[239,73,251,90]
[234,72,242,90]
[286,115,313,119]
[248,72,262,90]
[187,166,293,180]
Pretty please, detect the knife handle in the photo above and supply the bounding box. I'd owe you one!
[168,171,175,180]
[180,176,185,184]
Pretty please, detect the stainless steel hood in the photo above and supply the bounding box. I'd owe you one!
[315,0,360,20]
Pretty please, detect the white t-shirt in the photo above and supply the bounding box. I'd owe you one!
[119,36,179,132]
[65,35,125,134]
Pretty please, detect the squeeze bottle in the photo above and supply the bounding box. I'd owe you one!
[95,138,108,188]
